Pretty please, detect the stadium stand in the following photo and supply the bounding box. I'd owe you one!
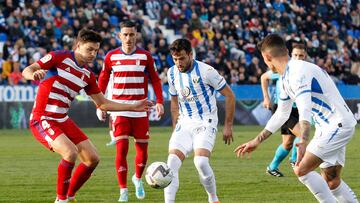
[0,0,359,86]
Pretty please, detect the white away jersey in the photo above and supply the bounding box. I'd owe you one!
[280,59,356,128]
[167,60,227,122]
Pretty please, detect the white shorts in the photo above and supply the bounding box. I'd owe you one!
[307,124,355,168]
[168,119,217,157]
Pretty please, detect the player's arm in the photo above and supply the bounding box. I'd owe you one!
[234,89,293,157]
[90,93,153,112]
[260,71,271,109]
[170,95,179,129]
[23,52,56,80]
[147,54,164,118]
[291,70,312,165]
[219,85,235,145]
[98,54,112,94]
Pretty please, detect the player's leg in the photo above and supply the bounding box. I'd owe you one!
[106,115,116,146]
[56,119,98,201]
[193,124,219,203]
[321,166,358,203]
[131,117,150,200]
[30,119,77,202]
[267,132,294,176]
[294,125,356,203]
[67,139,99,200]
[164,123,192,203]
[113,116,131,202]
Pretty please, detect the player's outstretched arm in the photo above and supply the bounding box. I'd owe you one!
[234,129,272,158]
[260,71,271,109]
[90,93,153,112]
[22,63,46,81]
[219,85,235,145]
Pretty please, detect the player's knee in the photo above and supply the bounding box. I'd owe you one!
[283,142,293,150]
[293,167,309,177]
[86,154,100,168]
[326,178,341,190]
[62,149,78,162]
[193,156,209,172]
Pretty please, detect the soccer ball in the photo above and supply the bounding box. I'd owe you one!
[145,162,173,189]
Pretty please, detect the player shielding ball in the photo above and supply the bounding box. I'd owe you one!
[235,34,358,203]
[164,38,235,203]
[22,28,152,203]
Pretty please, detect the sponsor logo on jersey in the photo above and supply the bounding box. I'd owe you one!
[181,87,191,97]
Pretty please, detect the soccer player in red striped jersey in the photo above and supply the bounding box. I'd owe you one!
[22,28,153,203]
[97,20,164,202]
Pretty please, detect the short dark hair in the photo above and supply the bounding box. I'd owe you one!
[257,34,288,57]
[169,38,192,54]
[292,43,307,52]
[120,20,136,29]
[77,28,102,43]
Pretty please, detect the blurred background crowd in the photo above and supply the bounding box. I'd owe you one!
[0,0,359,86]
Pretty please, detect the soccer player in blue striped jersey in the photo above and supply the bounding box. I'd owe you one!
[235,34,358,203]
[164,38,235,203]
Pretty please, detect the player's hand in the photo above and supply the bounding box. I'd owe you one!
[263,98,271,109]
[96,108,106,122]
[234,139,260,158]
[133,99,154,112]
[33,70,47,80]
[223,125,233,145]
[295,142,307,166]
[155,103,164,118]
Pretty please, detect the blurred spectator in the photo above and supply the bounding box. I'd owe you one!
[8,61,26,85]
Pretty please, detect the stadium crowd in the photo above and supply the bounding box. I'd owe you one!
[0,0,359,86]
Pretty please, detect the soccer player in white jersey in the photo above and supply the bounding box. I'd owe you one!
[235,34,358,203]
[164,38,235,203]
[22,29,152,203]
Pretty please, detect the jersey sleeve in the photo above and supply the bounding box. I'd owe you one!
[206,66,227,91]
[290,68,312,123]
[84,72,101,95]
[265,84,293,133]
[167,67,177,96]
[146,53,164,104]
[97,53,112,94]
[36,51,58,70]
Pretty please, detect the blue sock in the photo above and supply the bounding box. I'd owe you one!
[290,137,300,163]
[269,144,290,170]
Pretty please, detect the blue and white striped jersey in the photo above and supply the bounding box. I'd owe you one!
[281,60,356,128]
[167,60,227,122]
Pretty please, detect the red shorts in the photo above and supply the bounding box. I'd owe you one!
[30,118,88,150]
[111,116,149,142]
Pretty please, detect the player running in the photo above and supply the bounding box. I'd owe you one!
[22,28,152,203]
[164,38,235,203]
[235,34,358,203]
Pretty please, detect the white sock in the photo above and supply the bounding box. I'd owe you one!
[331,180,359,203]
[164,154,182,203]
[120,188,128,194]
[193,156,218,203]
[298,171,336,203]
[109,130,115,141]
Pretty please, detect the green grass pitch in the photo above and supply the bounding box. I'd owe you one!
[0,125,359,203]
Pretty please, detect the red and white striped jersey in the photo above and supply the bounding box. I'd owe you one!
[98,47,163,117]
[30,50,101,122]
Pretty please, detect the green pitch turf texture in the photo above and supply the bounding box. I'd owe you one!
[0,125,359,203]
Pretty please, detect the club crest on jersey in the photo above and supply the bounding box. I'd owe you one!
[192,75,200,84]
[181,87,191,98]
[136,59,140,66]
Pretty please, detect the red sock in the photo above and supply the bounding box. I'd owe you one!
[57,159,75,200]
[116,139,129,188]
[67,163,95,197]
[135,142,148,179]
